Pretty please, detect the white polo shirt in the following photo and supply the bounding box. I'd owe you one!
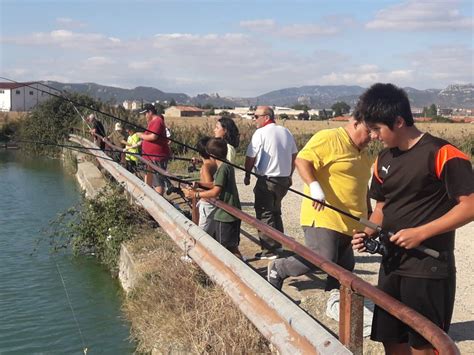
[246,123,298,177]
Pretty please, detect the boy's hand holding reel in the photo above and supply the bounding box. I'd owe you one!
[357,219,440,259]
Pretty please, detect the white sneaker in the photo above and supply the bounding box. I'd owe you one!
[325,289,340,321]
[180,255,193,263]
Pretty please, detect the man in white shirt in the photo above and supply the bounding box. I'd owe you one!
[244,106,298,259]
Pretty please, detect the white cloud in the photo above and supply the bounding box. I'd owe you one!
[366,0,473,31]
[1,30,124,50]
[56,17,86,29]
[320,65,415,86]
[85,56,114,66]
[240,18,344,38]
[1,26,471,96]
[279,24,339,38]
[239,19,276,30]
[406,45,473,85]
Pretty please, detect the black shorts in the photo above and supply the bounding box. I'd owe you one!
[371,270,455,348]
[214,220,241,249]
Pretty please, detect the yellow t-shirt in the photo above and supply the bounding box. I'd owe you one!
[299,127,372,235]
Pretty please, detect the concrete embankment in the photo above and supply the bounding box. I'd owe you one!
[71,152,150,294]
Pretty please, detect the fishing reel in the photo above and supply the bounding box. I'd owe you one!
[166,185,183,196]
[363,237,389,256]
[363,229,393,257]
[187,164,198,173]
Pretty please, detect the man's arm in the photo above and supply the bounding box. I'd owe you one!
[295,157,325,211]
[390,193,474,249]
[290,153,297,175]
[139,132,158,142]
[244,156,256,185]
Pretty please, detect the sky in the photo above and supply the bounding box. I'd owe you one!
[0,0,472,97]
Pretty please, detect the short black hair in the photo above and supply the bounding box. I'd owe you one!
[141,103,157,115]
[206,137,228,160]
[355,83,414,129]
[197,136,212,159]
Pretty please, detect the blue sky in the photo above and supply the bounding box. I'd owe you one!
[1,0,472,97]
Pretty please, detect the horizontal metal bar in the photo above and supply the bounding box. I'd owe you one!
[70,134,349,355]
[209,198,460,355]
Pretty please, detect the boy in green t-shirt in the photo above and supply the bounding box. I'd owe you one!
[185,138,243,258]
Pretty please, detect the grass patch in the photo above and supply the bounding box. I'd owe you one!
[123,232,271,354]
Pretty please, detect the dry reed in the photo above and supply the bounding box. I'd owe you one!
[123,232,271,354]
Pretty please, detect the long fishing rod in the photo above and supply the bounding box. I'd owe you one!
[19,139,195,211]
[3,77,439,258]
[17,138,195,163]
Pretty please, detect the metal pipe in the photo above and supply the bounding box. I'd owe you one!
[71,134,459,355]
[69,134,349,355]
[210,199,460,355]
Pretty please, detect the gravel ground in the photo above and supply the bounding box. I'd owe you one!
[234,169,473,354]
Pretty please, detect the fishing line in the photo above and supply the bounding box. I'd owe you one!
[53,256,88,354]
[3,77,439,258]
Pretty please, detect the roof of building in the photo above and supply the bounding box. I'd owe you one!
[0,82,38,89]
[450,116,474,123]
[168,105,205,112]
[414,117,433,122]
[329,116,350,121]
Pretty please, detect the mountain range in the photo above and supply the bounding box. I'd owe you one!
[43,81,473,109]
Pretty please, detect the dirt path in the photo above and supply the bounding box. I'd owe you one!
[234,170,473,354]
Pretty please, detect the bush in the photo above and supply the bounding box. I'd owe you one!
[17,93,100,156]
[48,183,152,274]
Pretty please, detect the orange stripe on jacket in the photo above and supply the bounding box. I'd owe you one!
[435,144,469,179]
[373,157,383,184]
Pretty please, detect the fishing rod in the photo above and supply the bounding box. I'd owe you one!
[17,138,195,163]
[19,139,194,210]
[3,77,439,259]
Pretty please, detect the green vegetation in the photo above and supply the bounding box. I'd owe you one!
[331,101,350,117]
[16,94,98,156]
[291,103,310,111]
[48,184,152,274]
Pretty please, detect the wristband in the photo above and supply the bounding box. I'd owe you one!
[309,181,325,201]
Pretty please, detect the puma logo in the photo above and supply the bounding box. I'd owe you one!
[381,165,391,174]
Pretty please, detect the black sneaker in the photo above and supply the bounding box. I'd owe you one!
[267,260,283,290]
[255,251,278,260]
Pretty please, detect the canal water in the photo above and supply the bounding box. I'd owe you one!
[0,151,134,354]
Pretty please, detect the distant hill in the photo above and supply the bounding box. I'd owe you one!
[237,84,473,109]
[41,81,473,109]
[42,81,189,104]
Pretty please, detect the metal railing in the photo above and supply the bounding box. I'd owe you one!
[76,132,459,355]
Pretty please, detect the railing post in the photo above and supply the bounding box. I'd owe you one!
[191,196,199,225]
[339,285,364,355]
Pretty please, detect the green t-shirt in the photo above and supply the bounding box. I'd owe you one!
[213,163,241,222]
[125,133,141,162]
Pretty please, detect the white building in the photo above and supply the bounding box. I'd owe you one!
[122,100,144,110]
[0,82,59,112]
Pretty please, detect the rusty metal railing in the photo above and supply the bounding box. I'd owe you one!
[70,134,350,355]
[207,199,459,355]
[74,133,459,355]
